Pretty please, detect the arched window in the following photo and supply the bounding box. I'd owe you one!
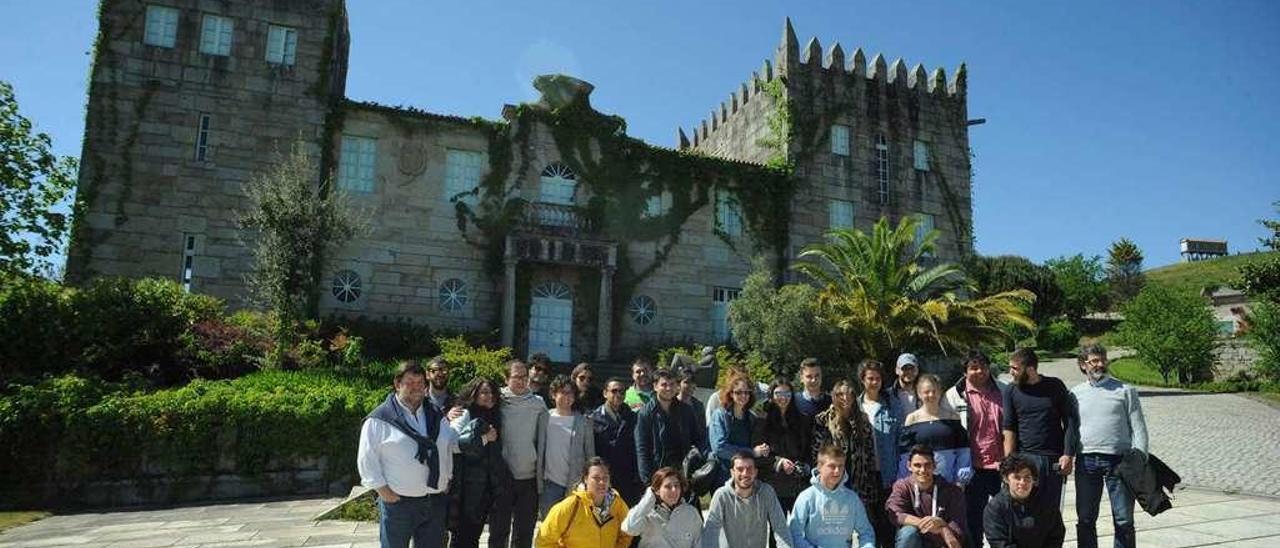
[539,162,577,205]
[533,281,572,300]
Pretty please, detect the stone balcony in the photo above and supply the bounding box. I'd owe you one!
[508,202,616,269]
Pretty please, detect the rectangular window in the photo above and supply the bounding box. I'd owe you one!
[338,135,377,192]
[444,149,485,204]
[831,124,850,156]
[265,25,298,66]
[144,5,179,48]
[876,135,890,206]
[180,233,196,292]
[914,213,936,256]
[194,113,211,161]
[829,199,854,230]
[711,286,741,344]
[199,14,234,56]
[715,191,743,237]
[913,140,930,171]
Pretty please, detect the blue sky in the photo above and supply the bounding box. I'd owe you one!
[3,1,1277,269]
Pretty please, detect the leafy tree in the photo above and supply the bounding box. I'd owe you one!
[1106,238,1145,305]
[728,260,845,376]
[1244,301,1280,382]
[1045,254,1108,324]
[792,216,1035,364]
[1236,258,1280,305]
[240,141,363,367]
[1116,285,1217,385]
[0,81,78,277]
[1258,200,1279,251]
[962,254,1064,325]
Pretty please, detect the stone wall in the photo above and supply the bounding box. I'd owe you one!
[1215,338,1260,380]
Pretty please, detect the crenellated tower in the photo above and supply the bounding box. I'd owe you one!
[682,18,974,262]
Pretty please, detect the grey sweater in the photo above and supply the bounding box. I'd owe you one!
[501,387,549,486]
[1071,377,1148,455]
[701,478,792,548]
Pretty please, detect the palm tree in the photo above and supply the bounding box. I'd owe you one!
[792,215,1035,362]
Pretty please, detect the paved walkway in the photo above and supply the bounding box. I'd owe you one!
[6,355,1280,547]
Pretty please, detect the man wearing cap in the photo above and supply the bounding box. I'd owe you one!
[891,353,922,422]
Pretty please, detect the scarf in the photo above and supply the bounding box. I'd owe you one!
[367,392,443,490]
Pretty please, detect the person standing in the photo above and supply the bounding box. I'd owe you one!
[942,349,1008,548]
[760,376,812,513]
[1002,348,1079,511]
[450,378,510,548]
[426,356,455,413]
[856,360,902,547]
[591,377,644,506]
[636,369,708,486]
[890,354,921,420]
[885,445,965,548]
[529,353,553,408]
[621,467,703,548]
[983,454,1065,548]
[539,375,596,517]
[897,375,971,485]
[676,367,707,438]
[493,360,549,548]
[626,358,656,409]
[1071,344,1148,548]
[572,362,603,413]
[701,450,793,548]
[710,372,768,485]
[811,380,883,527]
[788,444,876,548]
[357,360,460,548]
[794,358,831,419]
[535,458,632,548]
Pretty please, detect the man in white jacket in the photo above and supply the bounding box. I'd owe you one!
[622,466,703,548]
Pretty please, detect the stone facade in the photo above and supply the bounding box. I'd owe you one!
[68,4,975,364]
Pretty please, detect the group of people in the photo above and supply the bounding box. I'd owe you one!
[357,344,1150,548]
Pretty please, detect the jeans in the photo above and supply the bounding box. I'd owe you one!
[378,493,449,548]
[489,478,538,548]
[1075,453,1136,548]
[538,481,568,519]
[1024,453,1066,511]
[895,526,923,548]
[965,469,1002,548]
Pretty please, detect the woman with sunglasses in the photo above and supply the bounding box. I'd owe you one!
[759,375,812,513]
[709,371,770,484]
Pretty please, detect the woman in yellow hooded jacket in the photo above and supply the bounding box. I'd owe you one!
[536,457,632,548]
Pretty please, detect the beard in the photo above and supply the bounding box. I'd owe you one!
[1086,368,1108,382]
[1014,370,1030,386]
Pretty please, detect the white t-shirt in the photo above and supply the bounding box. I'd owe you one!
[544,412,576,487]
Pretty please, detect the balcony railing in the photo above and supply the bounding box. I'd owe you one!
[520,202,596,237]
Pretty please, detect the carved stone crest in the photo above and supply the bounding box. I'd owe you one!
[397,141,428,179]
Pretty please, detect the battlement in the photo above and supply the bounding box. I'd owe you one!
[680,17,966,154]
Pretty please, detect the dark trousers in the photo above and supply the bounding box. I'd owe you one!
[489,478,538,548]
[1076,453,1136,548]
[965,469,1002,548]
[1024,453,1066,511]
[450,499,498,548]
[378,493,449,548]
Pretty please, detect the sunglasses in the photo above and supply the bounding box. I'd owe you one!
[772,391,793,398]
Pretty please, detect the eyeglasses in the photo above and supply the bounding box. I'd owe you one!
[772,391,793,398]
[577,375,593,382]
[1084,358,1106,365]
[732,390,752,396]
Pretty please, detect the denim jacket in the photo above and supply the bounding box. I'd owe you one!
[858,391,902,488]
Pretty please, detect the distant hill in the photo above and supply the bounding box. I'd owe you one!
[1144,251,1278,295]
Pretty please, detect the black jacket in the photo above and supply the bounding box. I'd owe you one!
[451,407,512,520]
[983,486,1065,548]
[635,398,707,485]
[589,403,642,505]
[758,402,812,502]
[1117,449,1181,516]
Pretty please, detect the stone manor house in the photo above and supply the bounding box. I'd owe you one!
[67,0,976,364]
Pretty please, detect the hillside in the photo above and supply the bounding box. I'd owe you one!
[1144,251,1278,295]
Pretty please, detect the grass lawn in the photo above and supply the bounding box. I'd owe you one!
[1144,251,1277,295]
[0,511,50,532]
[1109,357,1181,387]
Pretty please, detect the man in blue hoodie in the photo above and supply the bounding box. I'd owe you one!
[789,444,876,548]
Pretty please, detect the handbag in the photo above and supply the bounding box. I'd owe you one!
[683,447,720,497]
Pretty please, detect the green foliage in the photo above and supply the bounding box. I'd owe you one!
[1244,301,1280,381]
[1046,254,1108,323]
[435,335,513,394]
[1106,238,1145,305]
[962,254,1064,325]
[792,216,1035,364]
[1235,256,1280,304]
[1036,318,1081,353]
[1116,285,1217,385]
[1146,251,1276,296]
[0,273,74,381]
[727,261,845,377]
[0,80,79,278]
[240,140,364,367]
[1258,200,1280,251]
[1109,356,1280,394]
